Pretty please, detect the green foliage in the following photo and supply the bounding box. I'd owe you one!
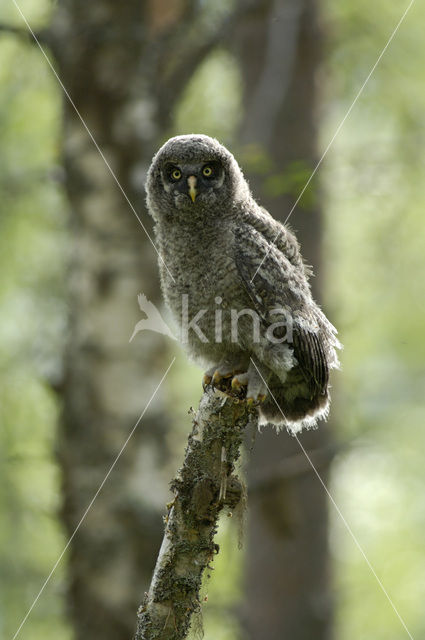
[237,144,274,176]
[173,50,242,144]
[323,1,425,637]
[263,161,316,208]
[0,3,69,638]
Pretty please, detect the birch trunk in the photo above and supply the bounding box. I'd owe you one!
[49,1,242,637]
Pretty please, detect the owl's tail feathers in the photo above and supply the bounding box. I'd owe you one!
[259,372,330,434]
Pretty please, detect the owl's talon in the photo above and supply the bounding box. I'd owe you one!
[202,373,212,390]
[212,370,233,386]
[246,395,265,407]
[231,373,249,390]
[203,361,248,395]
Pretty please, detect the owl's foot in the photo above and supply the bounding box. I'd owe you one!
[203,358,267,405]
[232,363,267,406]
[231,372,248,390]
[203,359,247,397]
[202,370,214,390]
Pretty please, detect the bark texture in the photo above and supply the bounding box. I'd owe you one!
[233,1,335,638]
[52,2,170,633]
[135,389,255,640]
[47,1,244,638]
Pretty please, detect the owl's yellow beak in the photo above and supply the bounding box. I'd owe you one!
[187,175,197,202]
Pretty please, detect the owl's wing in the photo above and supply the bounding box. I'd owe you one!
[234,223,338,391]
[292,322,329,391]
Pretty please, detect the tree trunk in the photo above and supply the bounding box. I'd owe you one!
[49,1,242,637]
[233,1,335,638]
[51,3,169,638]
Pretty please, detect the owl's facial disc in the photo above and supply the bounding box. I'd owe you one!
[162,160,225,207]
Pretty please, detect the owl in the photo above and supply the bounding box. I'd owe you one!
[146,134,341,432]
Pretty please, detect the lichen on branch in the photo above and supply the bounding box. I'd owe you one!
[135,388,256,640]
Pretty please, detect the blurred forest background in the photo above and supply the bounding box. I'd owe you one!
[0,1,424,639]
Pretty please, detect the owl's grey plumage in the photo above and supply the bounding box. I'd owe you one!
[146,134,341,431]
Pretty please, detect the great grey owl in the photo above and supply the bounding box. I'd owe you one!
[146,134,341,431]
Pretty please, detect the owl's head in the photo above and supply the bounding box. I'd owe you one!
[146,134,250,221]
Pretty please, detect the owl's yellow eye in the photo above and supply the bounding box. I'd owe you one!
[202,165,214,178]
[171,168,182,181]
